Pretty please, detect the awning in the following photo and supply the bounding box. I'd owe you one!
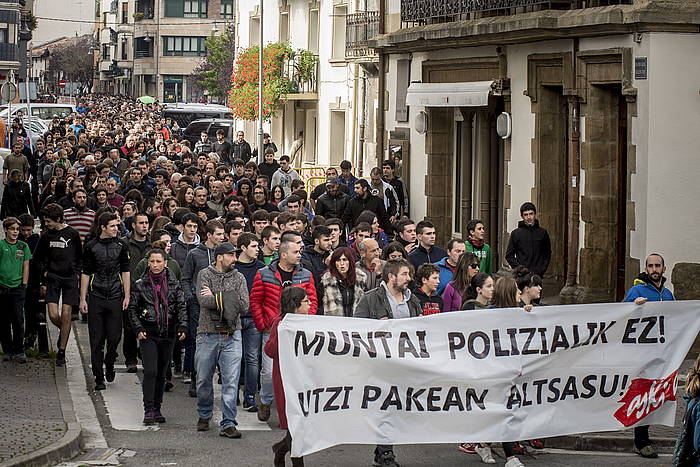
[405,81,494,107]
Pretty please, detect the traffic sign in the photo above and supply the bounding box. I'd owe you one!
[0,82,17,104]
[58,79,66,89]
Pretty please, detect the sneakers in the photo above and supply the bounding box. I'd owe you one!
[504,458,524,467]
[105,365,115,382]
[95,380,106,391]
[527,439,545,450]
[257,403,271,422]
[475,445,496,464]
[197,417,210,431]
[373,451,399,467]
[219,426,242,438]
[126,362,138,373]
[153,409,166,423]
[638,445,658,458]
[164,381,174,392]
[182,371,192,384]
[458,443,477,454]
[143,410,156,425]
[55,349,66,367]
[243,395,258,412]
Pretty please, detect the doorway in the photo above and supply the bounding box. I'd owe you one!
[452,100,503,265]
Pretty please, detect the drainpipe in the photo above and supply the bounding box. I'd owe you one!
[359,71,366,174]
[375,0,386,168]
[566,38,581,289]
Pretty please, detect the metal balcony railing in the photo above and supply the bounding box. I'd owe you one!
[401,0,632,24]
[135,49,153,58]
[346,11,379,59]
[283,53,319,95]
[0,42,19,62]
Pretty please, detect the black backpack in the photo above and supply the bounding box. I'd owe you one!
[673,397,700,467]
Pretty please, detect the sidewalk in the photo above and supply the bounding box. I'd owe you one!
[0,355,81,467]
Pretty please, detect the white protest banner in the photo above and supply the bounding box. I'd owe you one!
[277,301,700,457]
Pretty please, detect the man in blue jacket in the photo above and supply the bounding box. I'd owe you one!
[623,252,675,459]
[435,239,465,296]
[408,221,447,270]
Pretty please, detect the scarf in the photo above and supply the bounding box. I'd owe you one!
[148,269,169,332]
[468,236,484,249]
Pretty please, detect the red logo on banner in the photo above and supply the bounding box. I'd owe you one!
[614,371,678,427]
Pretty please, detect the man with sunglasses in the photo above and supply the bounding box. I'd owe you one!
[623,252,675,459]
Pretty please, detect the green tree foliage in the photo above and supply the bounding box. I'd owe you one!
[190,26,236,102]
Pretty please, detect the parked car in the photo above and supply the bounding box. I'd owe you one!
[162,103,233,128]
[183,118,235,147]
[0,103,76,124]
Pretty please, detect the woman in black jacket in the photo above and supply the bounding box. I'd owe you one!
[128,248,187,425]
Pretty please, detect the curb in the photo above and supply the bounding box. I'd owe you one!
[1,363,82,467]
[546,433,676,454]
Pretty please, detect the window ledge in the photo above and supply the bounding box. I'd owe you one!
[328,58,347,67]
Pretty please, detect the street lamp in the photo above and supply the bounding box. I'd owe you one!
[258,0,264,163]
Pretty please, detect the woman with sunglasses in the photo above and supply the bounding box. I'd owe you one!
[442,252,480,311]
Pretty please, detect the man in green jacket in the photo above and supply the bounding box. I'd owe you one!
[465,219,492,274]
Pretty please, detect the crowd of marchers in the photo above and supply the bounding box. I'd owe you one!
[0,94,684,467]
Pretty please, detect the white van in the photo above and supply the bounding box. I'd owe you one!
[0,103,76,123]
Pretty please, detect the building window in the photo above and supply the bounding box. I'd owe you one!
[332,5,347,60]
[184,0,208,18]
[121,2,129,24]
[163,36,206,56]
[308,8,319,54]
[102,44,111,60]
[279,11,289,42]
[121,39,128,60]
[220,0,233,19]
[0,27,8,44]
[249,16,260,45]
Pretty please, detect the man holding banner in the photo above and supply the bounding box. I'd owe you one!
[354,258,421,467]
[624,252,675,459]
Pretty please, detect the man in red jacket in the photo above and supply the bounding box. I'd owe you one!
[250,231,317,423]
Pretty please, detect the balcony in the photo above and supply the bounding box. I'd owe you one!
[135,0,155,20]
[283,53,319,99]
[0,42,19,63]
[346,11,379,61]
[401,0,632,24]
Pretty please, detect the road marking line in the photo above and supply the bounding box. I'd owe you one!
[52,323,109,449]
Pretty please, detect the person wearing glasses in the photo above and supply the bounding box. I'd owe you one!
[441,252,480,312]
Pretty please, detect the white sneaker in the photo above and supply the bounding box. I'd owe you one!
[476,445,496,464]
[504,457,524,467]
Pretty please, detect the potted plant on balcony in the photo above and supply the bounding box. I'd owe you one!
[294,49,318,93]
[133,12,145,21]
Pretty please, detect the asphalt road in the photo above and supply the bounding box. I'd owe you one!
[67,321,671,467]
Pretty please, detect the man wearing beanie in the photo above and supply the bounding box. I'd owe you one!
[194,242,249,439]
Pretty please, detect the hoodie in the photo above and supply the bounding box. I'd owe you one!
[170,232,200,268]
[182,242,216,302]
[623,272,675,302]
[413,287,444,315]
[196,265,249,333]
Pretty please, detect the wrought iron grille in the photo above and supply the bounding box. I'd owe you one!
[401,0,632,24]
[346,11,380,58]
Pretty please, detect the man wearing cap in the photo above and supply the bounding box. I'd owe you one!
[309,167,350,210]
[194,242,249,438]
[315,178,350,220]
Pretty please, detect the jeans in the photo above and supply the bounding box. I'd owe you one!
[87,296,122,381]
[240,316,261,400]
[195,331,242,429]
[184,299,200,374]
[0,286,26,355]
[140,334,175,411]
[260,330,274,405]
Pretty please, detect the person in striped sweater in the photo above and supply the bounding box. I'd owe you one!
[64,189,95,244]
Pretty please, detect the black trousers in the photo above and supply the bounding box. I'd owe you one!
[122,309,139,365]
[140,334,174,411]
[0,286,26,355]
[634,425,651,449]
[88,296,123,381]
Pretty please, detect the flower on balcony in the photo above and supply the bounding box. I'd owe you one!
[229,42,295,121]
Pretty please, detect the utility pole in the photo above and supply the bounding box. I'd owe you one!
[257,0,264,163]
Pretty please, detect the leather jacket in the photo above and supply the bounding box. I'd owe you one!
[82,236,130,299]
[128,268,188,337]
